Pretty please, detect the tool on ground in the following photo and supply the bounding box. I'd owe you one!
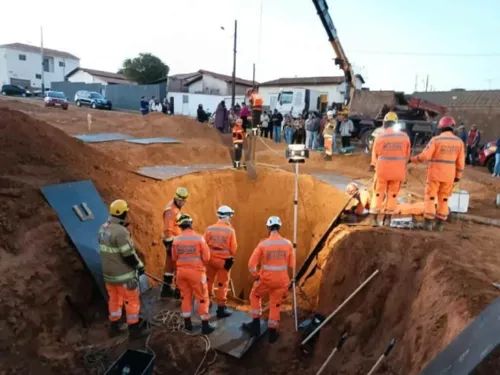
[316,333,348,375]
[301,269,380,346]
[366,338,395,375]
[286,144,310,331]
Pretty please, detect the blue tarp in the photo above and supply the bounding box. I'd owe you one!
[41,180,108,299]
[125,137,181,145]
[74,133,134,143]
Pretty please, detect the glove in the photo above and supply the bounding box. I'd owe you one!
[454,177,460,183]
[137,265,145,276]
[224,257,235,271]
[125,278,139,290]
[368,165,375,172]
[163,240,173,257]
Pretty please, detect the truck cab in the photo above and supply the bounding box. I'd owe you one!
[276,88,326,118]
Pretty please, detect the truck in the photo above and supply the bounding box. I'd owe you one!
[275,88,328,118]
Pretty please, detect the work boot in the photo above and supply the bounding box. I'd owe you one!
[242,318,261,337]
[109,321,127,337]
[435,219,445,232]
[268,328,280,344]
[383,215,392,227]
[128,322,151,340]
[216,306,232,319]
[424,218,433,231]
[370,214,379,227]
[184,317,193,332]
[202,320,215,335]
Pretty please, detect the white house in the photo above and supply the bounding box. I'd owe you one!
[66,67,133,85]
[0,43,79,89]
[257,74,365,110]
[168,69,255,96]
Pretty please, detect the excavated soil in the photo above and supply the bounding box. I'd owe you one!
[2,98,500,374]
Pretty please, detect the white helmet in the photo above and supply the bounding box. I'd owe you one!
[266,216,282,228]
[327,110,334,119]
[217,205,235,219]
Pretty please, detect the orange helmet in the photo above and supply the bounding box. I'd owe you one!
[236,118,243,126]
[438,116,455,129]
[345,182,359,195]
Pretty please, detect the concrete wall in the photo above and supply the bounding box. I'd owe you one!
[51,82,103,101]
[0,48,8,86]
[1,47,79,88]
[168,92,245,116]
[447,107,500,142]
[106,83,165,110]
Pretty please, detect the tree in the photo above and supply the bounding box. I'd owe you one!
[119,53,169,84]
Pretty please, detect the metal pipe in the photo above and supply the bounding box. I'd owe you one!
[366,338,395,375]
[292,161,299,331]
[316,333,348,375]
[301,269,380,346]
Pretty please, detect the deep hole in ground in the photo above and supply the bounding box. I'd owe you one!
[1,106,500,374]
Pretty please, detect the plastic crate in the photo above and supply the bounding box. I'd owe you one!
[104,349,155,375]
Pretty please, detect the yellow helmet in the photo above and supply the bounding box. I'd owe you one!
[176,213,193,226]
[175,187,189,200]
[384,111,398,123]
[109,199,129,216]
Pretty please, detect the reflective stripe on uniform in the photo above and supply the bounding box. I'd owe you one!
[110,310,122,317]
[207,226,233,234]
[429,159,456,164]
[211,248,231,254]
[434,137,460,141]
[127,314,139,321]
[174,235,201,242]
[201,275,207,283]
[378,156,406,161]
[119,243,132,252]
[262,264,288,271]
[261,239,290,247]
[251,309,261,315]
[103,270,137,283]
[178,256,202,262]
[182,312,191,318]
[379,133,403,138]
[268,319,278,326]
[200,314,210,320]
[249,267,257,273]
[100,244,121,254]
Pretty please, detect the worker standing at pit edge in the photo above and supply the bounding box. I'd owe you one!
[369,111,411,226]
[232,118,246,169]
[410,116,465,232]
[345,182,371,216]
[98,199,151,339]
[242,216,295,344]
[161,187,189,298]
[204,205,237,319]
[323,110,336,160]
[247,88,263,135]
[172,213,215,334]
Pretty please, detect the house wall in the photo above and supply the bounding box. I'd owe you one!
[185,74,251,96]
[2,47,79,88]
[168,92,245,116]
[67,70,108,85]
[0,48,8,86]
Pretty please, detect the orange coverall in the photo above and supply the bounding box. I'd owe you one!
[370,128,411,214]
[163,200,181,274]
[248,232,295,329]
[172,229,211,321]
[204,220,237,306]
[411,131,465,220]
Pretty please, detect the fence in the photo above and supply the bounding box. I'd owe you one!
[51,82,103,103]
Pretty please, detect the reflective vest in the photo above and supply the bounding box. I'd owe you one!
[232,125,245,144]
[251,93,263,111]
[163,200,181,241]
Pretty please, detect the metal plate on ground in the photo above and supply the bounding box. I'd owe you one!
[40,180,108,299]
[135,164,232,181]
[310,173,363,191]
[419,297,500,375]
[74,133,135,143]
[125,137,182,145]
[142,291,267,358]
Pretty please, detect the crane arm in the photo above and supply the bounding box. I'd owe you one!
[312,0,356,111]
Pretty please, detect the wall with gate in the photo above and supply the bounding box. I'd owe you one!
[167,92,245,117]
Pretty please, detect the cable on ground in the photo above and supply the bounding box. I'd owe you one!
[81,336,128,375]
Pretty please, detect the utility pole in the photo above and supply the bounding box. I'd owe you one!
[414,74,418,92]
[40,26,45,93]
[231,20,238,108]
[252,63,256,90]
[425,74,429,92]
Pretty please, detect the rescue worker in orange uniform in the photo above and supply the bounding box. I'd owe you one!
[98,199,151,339]
[232,118,246,169]
[247,88,263,133]
[410,116,465,232]
[242,216,295,343]
[172,213,215,334]
[369,112,411,226]
[345,182,371,216]
[204,205,237,319]
[161,187,189,298]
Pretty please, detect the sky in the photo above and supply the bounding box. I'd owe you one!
[1,0,500,92]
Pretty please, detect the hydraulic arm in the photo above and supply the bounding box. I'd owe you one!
[312,0,356,111]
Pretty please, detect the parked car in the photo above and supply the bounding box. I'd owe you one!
[478,141,497,173]
[74,91,112,110]
[1,84,31,97]
[33,88,51,97]
[44,91,69,110]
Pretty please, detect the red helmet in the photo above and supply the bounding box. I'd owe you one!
[438,116,455,129]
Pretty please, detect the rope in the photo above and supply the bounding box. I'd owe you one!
[153,309,217,375]
[81,336,128,375]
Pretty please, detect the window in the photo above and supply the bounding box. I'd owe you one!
[59,61,65,67]
[19,54,26,61]
[35,74,42,79]
[43,57,54,73]
[89,92,104,99]
[278,91,294,105]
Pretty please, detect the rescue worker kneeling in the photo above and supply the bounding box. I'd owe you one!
[204,206,237,319]
[98,199,151,339]
[369,111,411,226]
[242,216,295,343]
[345,182,370,216]
[232,119,245,169]
[161,187,189,298]
[410,116,465,232]
[172,213,215,334]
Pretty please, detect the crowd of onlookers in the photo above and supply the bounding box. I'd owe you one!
[140,96,173,115]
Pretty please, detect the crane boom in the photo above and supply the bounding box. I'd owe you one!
[312,0,356,111]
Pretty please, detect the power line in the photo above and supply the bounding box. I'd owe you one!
[350,50,500,57]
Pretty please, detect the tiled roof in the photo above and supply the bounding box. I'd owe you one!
[259,74,364,87]
[170,70,255,87]
[413,90,500,108]
[66,68,132,84]
[0,42,79,60]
